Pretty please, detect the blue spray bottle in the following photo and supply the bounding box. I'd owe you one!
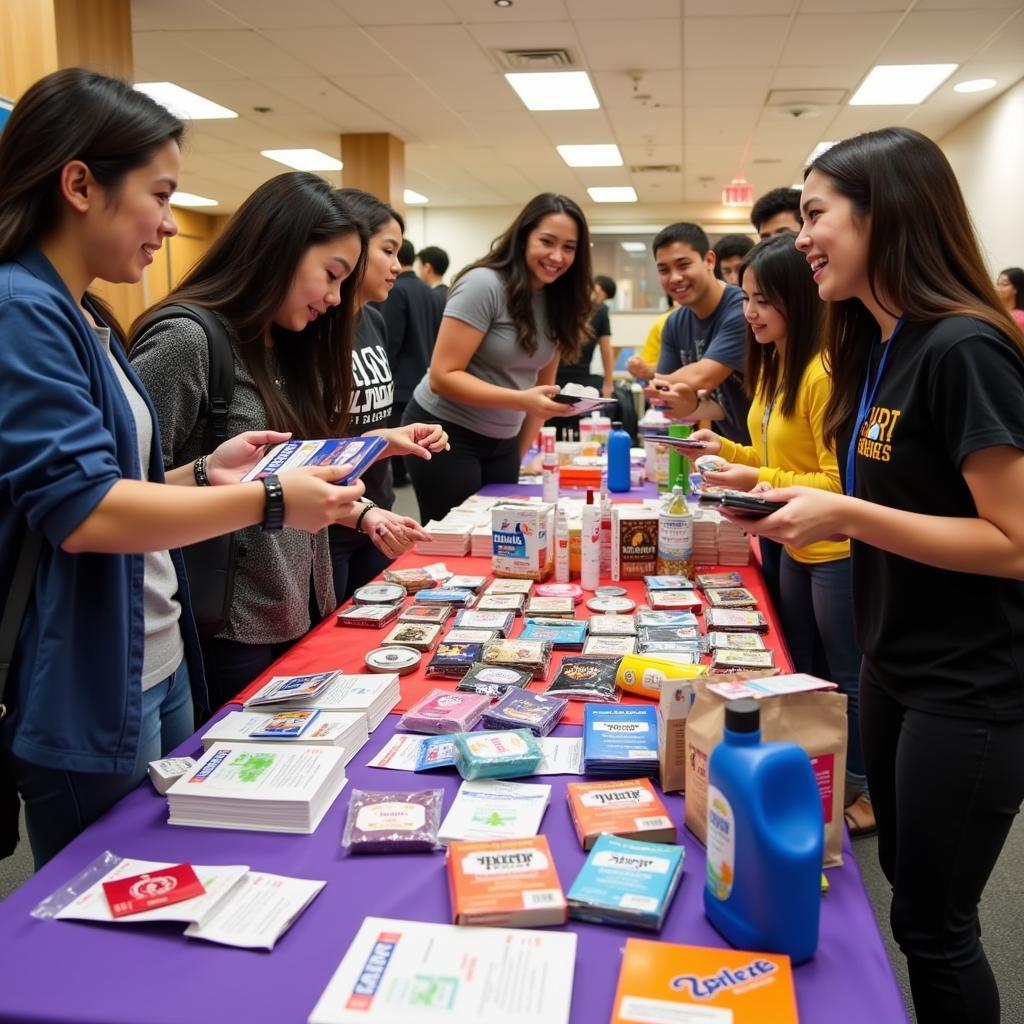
[704,697,823,964]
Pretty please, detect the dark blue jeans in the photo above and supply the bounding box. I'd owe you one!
[861,665,1024,1023]
[14,660,195,868]
[779,552,865,787]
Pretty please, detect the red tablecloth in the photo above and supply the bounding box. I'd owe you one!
[232,552,792,727]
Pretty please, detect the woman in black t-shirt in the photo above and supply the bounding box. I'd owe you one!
[744,128,1024,1024]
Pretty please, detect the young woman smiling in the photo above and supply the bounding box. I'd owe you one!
[690,232,871,835]
[403,193,592,523]
[0,71,363,866]
[745,127,1024,1024]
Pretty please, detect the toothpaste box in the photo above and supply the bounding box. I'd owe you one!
[491,503,554,580]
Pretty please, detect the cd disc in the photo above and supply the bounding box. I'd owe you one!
[364,646,421,674]
[586,595,636,614]
[353,582,406,605]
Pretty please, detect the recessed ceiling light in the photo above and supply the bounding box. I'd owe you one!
[557,144,623,167]
[587,186,637,203]
[170,192,218,208]
[805,140,840,165]
[260,148,343,171]
[404,189,429,205]
[849,64,957,106]
[134,82,237,120]
[505,71,600,111]
[953,78,996,94]
[494,0,513,6]
[620,241,647,253]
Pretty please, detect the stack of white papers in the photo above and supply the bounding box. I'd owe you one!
[438,779,551,844]
[308,916,576,1024]
[691,506,719,564]
[414,512,476,556]
[717,514,751,565]
[471,523,493,557]
[244,674,399,732]
[54,856,324,951]
[167,743,348,834]
[201,711,368,765]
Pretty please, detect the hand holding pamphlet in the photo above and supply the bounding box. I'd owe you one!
[242,437,388,485]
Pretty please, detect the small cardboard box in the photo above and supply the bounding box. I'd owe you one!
[611,506,659,580]
[491,502,554,580]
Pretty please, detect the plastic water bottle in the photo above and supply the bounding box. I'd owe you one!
[580,489,601,591]
[607,421,631,493]
[704,698,823,964]
[656,485,693,577]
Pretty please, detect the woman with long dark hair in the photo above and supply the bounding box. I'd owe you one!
[690,233,871,833]
[995,266,1024,329]
[0,70,363,866]
[747,127,1024,1023]
[403,193,592,523]
[130,175,436,707]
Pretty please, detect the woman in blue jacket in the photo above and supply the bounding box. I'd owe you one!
[0,68,367,866]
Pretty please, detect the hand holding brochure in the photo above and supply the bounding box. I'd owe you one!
[242,437,388,485]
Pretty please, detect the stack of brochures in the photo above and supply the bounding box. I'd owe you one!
[166,743,348,834]
[308,916,576,1024]
[438,778,552,843]
[583,704,660,778]
[200,710,368,765]
[244,673,399,732]
[414,511,477,555]
[567,834,685,931]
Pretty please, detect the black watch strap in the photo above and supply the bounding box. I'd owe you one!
[261,474,285,531]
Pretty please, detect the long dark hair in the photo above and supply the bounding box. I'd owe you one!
[456,193,592,361]
[738,233,823,419]
[336,188,404,308]
[132,173,367,436]
[0,68,184,332]
[807,127,1024,443]
[1000,267,1024,310]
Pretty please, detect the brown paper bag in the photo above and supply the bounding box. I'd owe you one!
[684,687,848,867]
[657,682,696,793]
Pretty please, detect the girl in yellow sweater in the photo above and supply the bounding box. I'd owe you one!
[691,232,873,835]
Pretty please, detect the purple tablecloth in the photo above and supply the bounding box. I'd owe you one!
[484,480,661,499]
[0,713,907,1024]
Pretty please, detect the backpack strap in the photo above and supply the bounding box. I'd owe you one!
[137,304,235,450]
[0,529,43,719]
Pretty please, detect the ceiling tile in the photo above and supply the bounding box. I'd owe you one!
[532,109,617,145]
[781,13,903,66]
[684,16,792,68]
[264,78,393,132]
[576,19,683,70]
[607,106,684,144]
[878,9,1015,62]
[447,0,567,22]
[592,70,683,109]
[771,65,866,89]
[211,0,352,28]
[458,110,550,144]
[796,0,908,10]
[685,0,797,13]
[132,31,249,79]
[683,68,773,106]
[262,27,406,76]
[464,19,577,51]
[421,74,523,112]
[131,0,245,31]
[974,11,1024,60]
[365,25,496,75]
[333,0,458,24]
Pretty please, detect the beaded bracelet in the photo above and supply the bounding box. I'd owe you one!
[193,455,211,486]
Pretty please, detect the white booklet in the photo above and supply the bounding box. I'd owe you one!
[54,857,249,927]
[437,779,551,844]
[245,674,399,732]
[366,733,426,772]
[185,871,325,950]
[202,710,368,758]
[706,672,837,701]
[308,916,576,1024]
[535,736,585,775]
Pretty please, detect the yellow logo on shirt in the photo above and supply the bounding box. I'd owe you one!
[857,406,901,463]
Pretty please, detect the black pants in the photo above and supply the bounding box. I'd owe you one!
[329,528,394,607]
[403,397,520,524]
[860,664,1024,1023]
[389,399,410,485]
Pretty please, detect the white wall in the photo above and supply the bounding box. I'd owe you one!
[940,79,1024,273]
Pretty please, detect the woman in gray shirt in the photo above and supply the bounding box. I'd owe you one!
[404,194,593,523]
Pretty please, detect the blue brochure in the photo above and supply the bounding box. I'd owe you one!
[242,436,387,485]
[583,704,659,777]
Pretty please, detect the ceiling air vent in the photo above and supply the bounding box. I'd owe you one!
[629,164,681,174]
[494,48,576,71]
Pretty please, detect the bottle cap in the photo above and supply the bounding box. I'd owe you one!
[724,697,760,733]
[613,421,623,430]
[586,489,594,504]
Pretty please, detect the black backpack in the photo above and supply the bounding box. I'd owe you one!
[136,304,238,638]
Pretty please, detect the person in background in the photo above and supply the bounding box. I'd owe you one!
[416,244,450,308]
[371,237,443,487]
[639,222,751,443]
[690,233,872,835]
[556,273,616,397]
[0,69,364,866]
[404,193,591,523]
[628,293,674,381]
[746,127,1024,1024]
[995,267,1024,329]
[750,186,803,239]
[713,233,755,285]
[331,191,441,602]
[130,175,438,709]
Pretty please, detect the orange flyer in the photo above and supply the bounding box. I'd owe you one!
[611,938,798,1023]
[446,834,567,927]
[566,778,675,850]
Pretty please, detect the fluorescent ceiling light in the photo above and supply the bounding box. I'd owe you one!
[170,192,218,208]
[953,78,996,94]
[620,241,647,252]
[849,64,957,106]
[404,189,429,205]
[505,71,600,111]
[261,148,343,171]
[588,186,637,203]
[134,82,237,120]
[557,144,622,167]
[805,140,839,165]
[791,182,805,190]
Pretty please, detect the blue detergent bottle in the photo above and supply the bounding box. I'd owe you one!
[704,697,823,964]
[607,420,632,493]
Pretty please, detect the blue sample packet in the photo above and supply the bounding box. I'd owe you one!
[520,619,588,649]
[583,705,659,772]
[415,736,458,771]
